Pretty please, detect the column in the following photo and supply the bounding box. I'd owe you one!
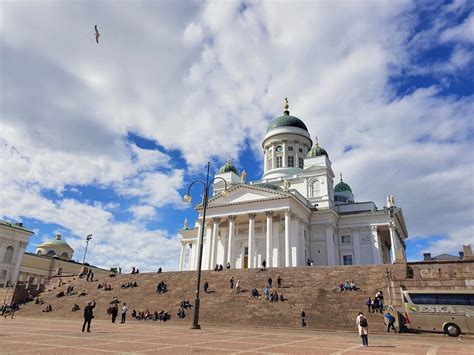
[11,242,26,285]
[326,224,336,265]
[352,227,361,265]
[282,141,287,167]
[187,243,193,271]
[265,211,273,267]
[206,223,213,270]
[194,220,202,270]
[389,223,397,263]
[227,215,236,268]
[370,225,382,264]
[272,144,276,169]
[179,242,185,271]
[248,213,256,268]
[210,217,220,268]
[284,209,291,267]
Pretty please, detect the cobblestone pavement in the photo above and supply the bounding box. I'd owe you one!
[0,316,472,354]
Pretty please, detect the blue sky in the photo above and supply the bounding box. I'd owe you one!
[1,0,473,271]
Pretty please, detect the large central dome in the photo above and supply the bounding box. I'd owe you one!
[267,110,309,133]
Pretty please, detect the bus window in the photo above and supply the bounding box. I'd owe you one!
[436,294,469,305]
[469,294,474,305]
[410,293,437,304]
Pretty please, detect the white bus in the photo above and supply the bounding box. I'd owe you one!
[402,289,474,337]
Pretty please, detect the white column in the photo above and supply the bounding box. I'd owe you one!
[210,218,220,268]
[206,223,213,270]
[187,243,193,271]
[265,211,273,267]
[227,215,236,268]
[352,227,361,265]
[248,213,256,268]
[11,243,26,284]
[389,223,397,263]
[194,221,202,270]
[272,144,276,169]
[282,141,287,167]
[284,209,291,267]
[370,225,382,264]
[179,242,185,271]
[273,219,280,267]
[326,224,336,265]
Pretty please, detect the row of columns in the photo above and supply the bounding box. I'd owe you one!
[178,241,194,272]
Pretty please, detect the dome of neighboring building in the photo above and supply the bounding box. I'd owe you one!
[307,142,328,158]
[36,234,74,260]
[334,175,352,193]
[219,160,239,175]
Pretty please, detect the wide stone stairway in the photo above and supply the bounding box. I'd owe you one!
[18,265,395,332]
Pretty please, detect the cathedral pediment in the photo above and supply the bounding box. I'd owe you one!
[205,184,288,208]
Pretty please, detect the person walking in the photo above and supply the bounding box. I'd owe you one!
[82,300,96,333]
[300,309,306,327]
[229,277,234,289]
[203,281,209,294]
[366,297,372,313]
[384,312,397,333]
[277,276,282,288]
[111,303,118,323]
[267,277,272,288]
[356,312,369,347]
[262,259,266,270]
[120,302,128,324]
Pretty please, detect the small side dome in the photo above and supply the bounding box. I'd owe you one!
[334,174,352,193]
[307,139,328,158]
[219,160,239,175]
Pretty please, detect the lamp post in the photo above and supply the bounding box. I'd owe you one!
[82,234,93,265]
[183,162,228,329]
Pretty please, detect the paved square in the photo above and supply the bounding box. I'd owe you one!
[0,316,472,354]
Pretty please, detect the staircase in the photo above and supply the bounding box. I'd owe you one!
[18,265,397,332]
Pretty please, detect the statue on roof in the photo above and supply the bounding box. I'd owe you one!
[386,194,395,208]
[240,170,247,183]
[183,218,189,230]
[284,97,289,111]
[283,178,291,191]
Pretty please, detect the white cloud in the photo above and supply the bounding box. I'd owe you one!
[440,12,474,43]
[128,205,156,221]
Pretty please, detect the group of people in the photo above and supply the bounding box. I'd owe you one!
[1,302,19,318]
[179,300,192,309]
[338,280,358,292]
[97,282,112,291]
[306,258,314,266]
[66,285,75,296]
[106,301,128,324]
[132,309,170,322]
[85,269,94,282]
[156,281,168,293]
[365,290,384,313]
[121,281,138,289]
[131,267,140,274]
[35,297,45,305]
[213,262,231,271]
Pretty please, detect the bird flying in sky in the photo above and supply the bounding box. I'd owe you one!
[94,25,101,44]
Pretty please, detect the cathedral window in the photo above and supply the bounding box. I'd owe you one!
[288,146,293,151]
[276,156,282,168]
[299,148,303,153]
[341,235,352,244]
[298,157,304,169]
[288,156,294,167]
[342,255,353,265]
[312,180,321,197]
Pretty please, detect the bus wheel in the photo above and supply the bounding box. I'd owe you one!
[444,323,460,337]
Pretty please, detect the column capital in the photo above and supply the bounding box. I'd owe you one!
[228,215,237,221]
[212,217,221,223]
[388,221,396,229]
[284,209,291,216]
[265,210,273,217]
[370,225,378,232]
[248,213,257,220]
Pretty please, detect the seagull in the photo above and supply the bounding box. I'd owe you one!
[94,25,101,44]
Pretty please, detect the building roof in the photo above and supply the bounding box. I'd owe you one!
[267,110,309,133]
[431,253,461,261]
[334,174,352,193]
[0,220,34,234]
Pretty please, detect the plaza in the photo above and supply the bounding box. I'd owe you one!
[0,316,473,354]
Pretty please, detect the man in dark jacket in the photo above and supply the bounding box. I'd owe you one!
[82,300,96,332]
[111,303,118,323]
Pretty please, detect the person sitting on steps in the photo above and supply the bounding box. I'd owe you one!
[72,304,80,312]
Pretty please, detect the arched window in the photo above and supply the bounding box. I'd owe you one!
[3,246,14,263]
[312,180,321,197]
[47,250,56,256]
[61,252,69,258]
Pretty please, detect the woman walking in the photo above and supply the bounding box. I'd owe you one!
[356,312,368,347]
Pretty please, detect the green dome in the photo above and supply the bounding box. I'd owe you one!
[219,160,239,175]
[334,181,352,193]
[307,143,328,158]
[267,111,309,133]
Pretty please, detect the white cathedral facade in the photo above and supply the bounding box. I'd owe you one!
[179,103,408,271]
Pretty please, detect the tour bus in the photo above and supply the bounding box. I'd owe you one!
[402,289,474,337]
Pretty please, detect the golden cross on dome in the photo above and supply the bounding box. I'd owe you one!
[284,97,289,111]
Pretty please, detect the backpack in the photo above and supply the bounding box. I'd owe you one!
[360,317,368,327]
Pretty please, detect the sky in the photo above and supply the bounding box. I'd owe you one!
[1,0,473,271]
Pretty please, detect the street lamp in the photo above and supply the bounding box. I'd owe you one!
[82,234,93,265]
[183,162,229,329]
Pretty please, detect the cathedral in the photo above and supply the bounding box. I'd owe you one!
[179,101,408,271]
